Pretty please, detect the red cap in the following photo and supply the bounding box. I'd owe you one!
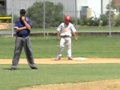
[64,15,71,25]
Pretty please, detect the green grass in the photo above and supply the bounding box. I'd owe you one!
[73,35,120,58]
[1,35,120,58]
[2,26,120,33]
[1,34,120,90]
[1,64,120,90]
[30,26,120,33]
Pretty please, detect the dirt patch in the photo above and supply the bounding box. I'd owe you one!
[1,57,120,90]
[19,80,120,90]
[0,23,11,30]
[1,57,120,64]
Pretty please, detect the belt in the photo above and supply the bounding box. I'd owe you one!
[61,35,70,38]
[17,35,29,38]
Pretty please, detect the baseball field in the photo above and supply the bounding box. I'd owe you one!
[1,35,120,90]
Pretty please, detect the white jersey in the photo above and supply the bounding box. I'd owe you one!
[57,22,76,37]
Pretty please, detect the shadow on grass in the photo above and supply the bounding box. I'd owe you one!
[2,68,37,71]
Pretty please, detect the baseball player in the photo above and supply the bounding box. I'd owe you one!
[56,15,78,60]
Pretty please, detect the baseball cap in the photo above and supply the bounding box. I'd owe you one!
[64,15,71,25]
[20,9,26,16]
[64,15,71,22]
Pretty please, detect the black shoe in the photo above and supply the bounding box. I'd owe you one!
[30,67,38,69]
[68,57,72,60]
[9,67,17,70]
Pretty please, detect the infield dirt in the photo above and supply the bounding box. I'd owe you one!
[1,57,120,64]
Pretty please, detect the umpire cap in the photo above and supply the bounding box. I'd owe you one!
[20,9,26,16]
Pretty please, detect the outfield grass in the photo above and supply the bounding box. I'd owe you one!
[0,64,120,90]
[30,26,120,33]
[1,35,120,90]
[1,35,120,58]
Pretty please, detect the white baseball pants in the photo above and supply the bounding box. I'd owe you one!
[57,37,72,58]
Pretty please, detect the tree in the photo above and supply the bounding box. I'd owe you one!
[105,0,120,26]
[111,0,120,14]
[27,1,64,28]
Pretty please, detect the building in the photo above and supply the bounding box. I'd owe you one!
[0,0,110,18]
[114,0,120,6]
[6,0,76,17]
[77,0,88,18]
[0,0,92,18]
[87,7,92,18]
[0,0,6,15]
[88,0,109,17]
[102,0,110,14]
[113,0,120,15]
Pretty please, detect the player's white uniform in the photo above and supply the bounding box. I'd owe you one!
[57,22,76,58]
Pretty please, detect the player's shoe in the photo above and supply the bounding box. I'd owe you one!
[9,66,17,70]
[30,66,38,70]
[9,67,17,70]
[68,57,72,60]
[57,56,61,60]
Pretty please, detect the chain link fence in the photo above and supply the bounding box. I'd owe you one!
[0,0,79,36]
[0,0,116,36]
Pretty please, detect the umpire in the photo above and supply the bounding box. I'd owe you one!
[10,9,37,70]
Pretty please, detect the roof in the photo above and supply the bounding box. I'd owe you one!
[114,0,120,6]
